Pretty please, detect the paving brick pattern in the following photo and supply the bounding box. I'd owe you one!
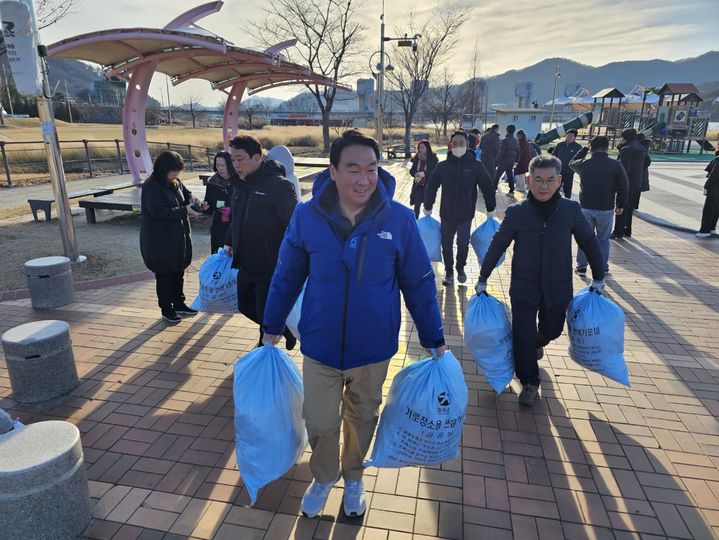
[1,164,718,539]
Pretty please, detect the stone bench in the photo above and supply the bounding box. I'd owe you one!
[24,256,76,308]
[1,320,79,403]
[0,421,91,540]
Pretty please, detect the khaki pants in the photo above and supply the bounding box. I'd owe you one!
[302,356,390,483]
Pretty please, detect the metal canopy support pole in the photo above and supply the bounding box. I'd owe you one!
[37,58,81,261]
[222,81,247,151]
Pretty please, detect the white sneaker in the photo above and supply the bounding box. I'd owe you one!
[343,480,367,517]
[301,474,339,518]
[695,232,712,238]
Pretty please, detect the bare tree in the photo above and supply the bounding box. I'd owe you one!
[239,98,266,130]
[385,7,468,153]
[179,93,204,128]
[247,0,366,152]
[424,67,457,140]
[36,0,82,29]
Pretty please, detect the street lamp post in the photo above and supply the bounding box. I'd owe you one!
[375,1,420,159]
[549,65,561,128]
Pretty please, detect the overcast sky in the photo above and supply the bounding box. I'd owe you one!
[40,0,719,106]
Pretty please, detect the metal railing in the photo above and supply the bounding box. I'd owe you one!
[0,139,222,187]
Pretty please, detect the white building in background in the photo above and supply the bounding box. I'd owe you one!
[492,107,547,139]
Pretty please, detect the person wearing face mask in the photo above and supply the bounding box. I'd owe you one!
[423,131,496,286]
[409,140,438,218]
[474,155,605,407]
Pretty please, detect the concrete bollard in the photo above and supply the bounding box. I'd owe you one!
[24,256,76,308]
[0,421,91,540]
[1,320,79,403]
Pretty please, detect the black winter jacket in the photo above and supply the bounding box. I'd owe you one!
[409,153,439,205]
[570,149,629,211]
[618,140,645,191]
[705,160,719,194]
[479,192,604,307]
[479,130,500,171]
[496,134,519,166]
[423,151,496,221]
[225,159,299,275]
[553,140,583,175]
[140,178,192,274]
[203,173,234,249]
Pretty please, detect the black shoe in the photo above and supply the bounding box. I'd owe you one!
[610,232,624,240]
[536,347,544,361]
[457,270,467,284]
[574,267,587,277]
[442,275,454,286]
[518,383,540,407]
[161,308,182,324]
[624,231,632,238]
[285,332,297,351]
[174,303,198,316]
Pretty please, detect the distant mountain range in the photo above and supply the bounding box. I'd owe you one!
[478,51,719,106]
[30,51,719,112]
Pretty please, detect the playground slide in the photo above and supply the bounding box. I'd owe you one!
[639,121,666,137]
[697,138,716,152]
[534,111,593,146]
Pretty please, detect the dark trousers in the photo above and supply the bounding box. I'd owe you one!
[495,163,515,191]
[440,218,472,275]
[237,273,293,345]
[210,220,231,255]
[614,189,639,236]
[155,271,185,310]
[699,191,719,233]
[562,172,575,198]
[511,297,569,386]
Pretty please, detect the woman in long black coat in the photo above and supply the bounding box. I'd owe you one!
[140,151,202,323]
[409,140,438,218]
[201,151,236,254]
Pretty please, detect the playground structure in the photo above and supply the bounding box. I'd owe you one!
[588,88,635,145]
[534,111,595,147]
[648,83,712,153]
[47,1,341,182]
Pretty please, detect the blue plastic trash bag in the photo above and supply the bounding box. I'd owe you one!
[190,248,238,313]
[464,293,514,393]
[233,343,307,504]
[471,215,505,267]
[365,351,468,468]
[566,288,629,386]
[417,215,442,262]
[285,286,305,340]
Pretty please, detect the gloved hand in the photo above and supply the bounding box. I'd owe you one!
[590,280,606,294]
[422,207,432,216]
[485,210,496,218]
[475,280,487,296]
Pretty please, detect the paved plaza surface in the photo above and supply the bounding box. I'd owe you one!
[1,164,719,539]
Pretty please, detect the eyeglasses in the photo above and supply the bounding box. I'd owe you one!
[531,178,559,188]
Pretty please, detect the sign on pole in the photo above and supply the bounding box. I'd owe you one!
[0,0,42,96]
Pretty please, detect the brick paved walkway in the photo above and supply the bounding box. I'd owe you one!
[1,164,718,539]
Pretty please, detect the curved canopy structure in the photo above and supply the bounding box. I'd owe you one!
[48,1,342,181]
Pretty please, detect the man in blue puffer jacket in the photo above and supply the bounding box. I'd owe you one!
[263,130,446,520]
